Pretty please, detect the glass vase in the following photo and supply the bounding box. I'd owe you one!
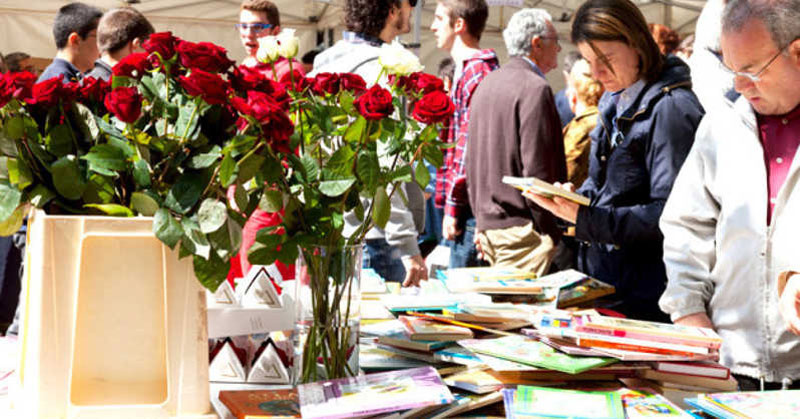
[292,244,362,384]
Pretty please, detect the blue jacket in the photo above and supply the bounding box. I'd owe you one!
[574,56,704,319]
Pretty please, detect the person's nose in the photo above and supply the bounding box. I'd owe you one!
[733,74,754,93]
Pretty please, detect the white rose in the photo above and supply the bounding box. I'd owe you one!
[276,29,300,59]
[257,36,280,63]
[378,41,424,76]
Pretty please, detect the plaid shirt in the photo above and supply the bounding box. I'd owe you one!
[435,49,499,219]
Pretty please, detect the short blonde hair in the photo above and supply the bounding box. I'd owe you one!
[569,59,604,107]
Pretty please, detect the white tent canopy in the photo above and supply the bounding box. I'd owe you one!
[0,0,707,88]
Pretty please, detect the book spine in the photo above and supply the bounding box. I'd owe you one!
[575,332,712,354]
[654,363,730,379]
[576,338,707,357]
[576,326,722,350]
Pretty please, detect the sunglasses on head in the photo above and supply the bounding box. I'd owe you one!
[235,22,274,32]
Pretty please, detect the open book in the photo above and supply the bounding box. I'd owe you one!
[503,176,591,206]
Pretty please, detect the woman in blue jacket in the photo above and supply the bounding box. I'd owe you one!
[526,0,704,321]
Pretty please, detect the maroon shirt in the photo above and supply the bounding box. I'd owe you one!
[757,104,800,224]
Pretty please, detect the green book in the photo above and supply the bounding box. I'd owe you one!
[511,386,625,419]
[457,335,616,374]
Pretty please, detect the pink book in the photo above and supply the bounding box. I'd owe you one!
[575,315,722,350]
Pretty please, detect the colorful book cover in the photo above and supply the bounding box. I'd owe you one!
[361,319,451,351]
[359,344,430,371]
[576,315,722,347]
[399,316,474,341]
[557,277,616,308]
[219,389,300,418]
[457,335,617,374]
[617,388,693,418]
[443,367,504,394]
[704,390,800,418]
[297,366,453,419]
[510,385,625,419]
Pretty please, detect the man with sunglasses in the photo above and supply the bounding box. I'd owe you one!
[660,0,800,391]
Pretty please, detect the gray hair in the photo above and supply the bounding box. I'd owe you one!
[503,8,553,57]
[722,0,800,50]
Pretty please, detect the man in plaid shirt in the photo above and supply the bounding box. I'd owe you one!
[431,0,498,267]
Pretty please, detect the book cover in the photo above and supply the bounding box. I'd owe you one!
[430,391,504,419]
[703,390,800,418]
[576,315,722,348]
[557,277,616,308]
[575,332,712,355]
[362,320,451,351]
[640,369,738,392]
[359,344,430,371]
[399,316,474,341]
[510,385,625,419]
[652,361,729,379]
[457,335,617,374]
[297,366,454,419]
[219,389,300,418]
[433,346,485,366]
[443,368,505,394]
[502,176,591,206]
[616,388,693,418]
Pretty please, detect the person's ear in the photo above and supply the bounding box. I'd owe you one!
[271,25,281,36]
[789,38,800,67]
[453,17,466,35]
[67,32,81,47]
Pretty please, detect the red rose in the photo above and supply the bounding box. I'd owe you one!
[176,41,235,73]
[353,85,394,121]
[313,72,340,95]
[235,91,294,152]
[62,81,81,104]
[0,71,36,106]
[413,73,445,95]
[279,69,309,92]
[143,31,178,60]
[179,69,230,105]
[80,76,110,103]
[113,53,152,79]
[339,73,366,94]
[104,86,143,124]
[412,91,454,124]
[230,65,268,92]
[29,76,65,107]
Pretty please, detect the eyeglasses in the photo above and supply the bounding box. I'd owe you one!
[235,22,274,33]
[408,0,418,7]
[708,44,787,83]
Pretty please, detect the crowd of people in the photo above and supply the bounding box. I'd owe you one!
[1,0,800,391]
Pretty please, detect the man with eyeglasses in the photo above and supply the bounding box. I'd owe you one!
[660,0,800,391]
[466,9,565,276]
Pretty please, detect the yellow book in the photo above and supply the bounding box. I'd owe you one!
[503,176,591,206]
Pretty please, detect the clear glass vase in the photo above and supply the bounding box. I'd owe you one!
[292,244,362,384]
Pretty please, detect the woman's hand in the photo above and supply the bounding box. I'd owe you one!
[522,182,580,224]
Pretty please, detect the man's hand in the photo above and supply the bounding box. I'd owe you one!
[401,254,428,287]
[674,312,715,330]
[473,229,486,261]
[522,182,579,224]
[443,215,461,241]
[779,272,800,335]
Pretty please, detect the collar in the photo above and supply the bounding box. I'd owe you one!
[462,48,498,65]
[615,78,646,116]
[520,56,545,78]
[757,102,800,125]
[574,105,599,121]
[342,31,384,47]
[96,59,112,72]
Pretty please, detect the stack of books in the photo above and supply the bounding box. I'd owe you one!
[685,389,800,418]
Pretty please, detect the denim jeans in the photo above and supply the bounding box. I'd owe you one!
[448,216,482,268]
[363,238,406,283]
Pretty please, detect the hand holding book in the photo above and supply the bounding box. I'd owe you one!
[502,176,587,224]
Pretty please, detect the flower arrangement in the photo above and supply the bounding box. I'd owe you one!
[0,31,452,350]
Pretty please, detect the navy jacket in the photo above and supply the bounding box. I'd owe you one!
[574,56,704,319]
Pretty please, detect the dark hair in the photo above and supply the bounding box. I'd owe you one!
[344,0,404,38]
[722,0,800,49]
[301,49,319,65]
[571,0,663,82]
[240,0,281,26]
[4,52,31,72]
[563,50,582,72]
[97,8,155,54]
[438,0,489,40]
[53,2,103,50]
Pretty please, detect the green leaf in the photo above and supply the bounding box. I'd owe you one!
[192,252,227,292]
[188,146,222,169]
[207,217,242,260]
[133,159,152,188]
[389,165,413,183]
[422,143,445,168]
[344,116,367,143]
[82,174,115,204]
[131,191,159,216]
[219,153,236,187]
[339,91,356,115]
[46,124,74,156]
[84,203,134,217]
[82,144,127,176]
[356,150,380,193]
[176,101,200,140]
[0,204,25,236]
[153,208,183,249]
[415,162,431,190]
[181,217,211,259]
[51,156,86,200]
[198,198,227,233]
[275,239,299,266]
[246,241,279,266]
[233,184,249,214]
[0,181,22,222]
[95,115,126,142]
[372,185,390,229]
[327,145,355,176]
[133,129,152,145]
[237,153,264,184]
[299,155,319,182]
[76,103,100,140]
[259,189,283,213]
[7,158,33,190]
[29,185,55,208]
[164,171,206,214]
[261,154,283,183]
[319,178,356,197]
[5,116,24,141]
